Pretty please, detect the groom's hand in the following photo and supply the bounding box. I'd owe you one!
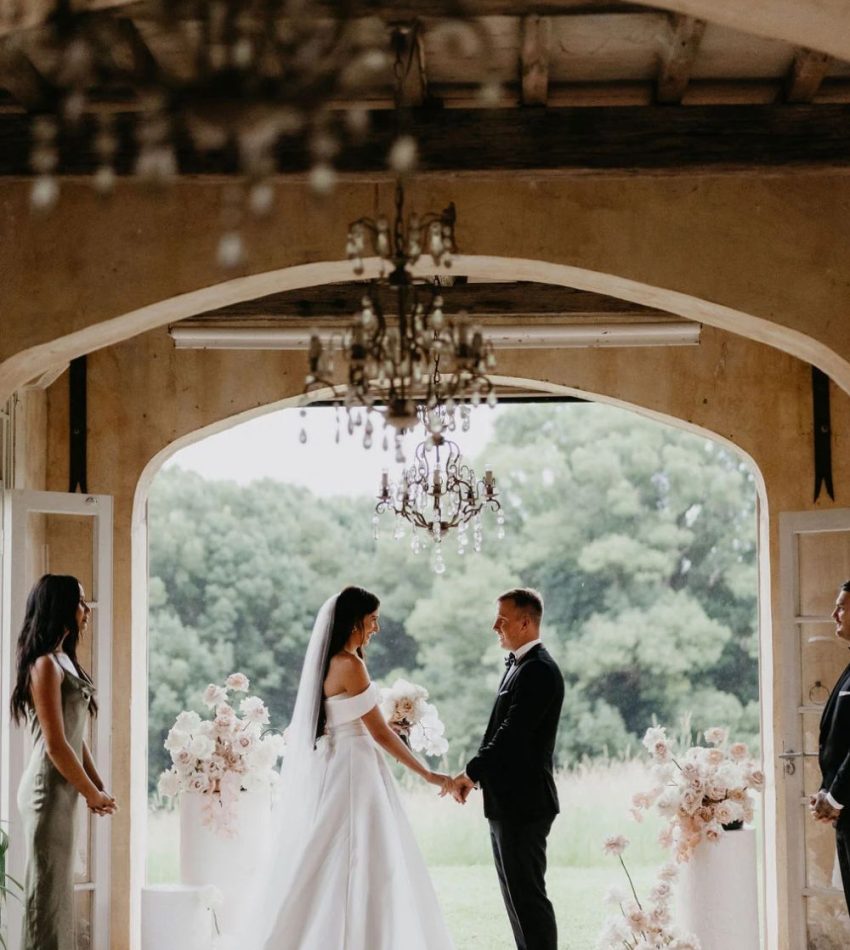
[811,789,842,824]
[451,772,475,804]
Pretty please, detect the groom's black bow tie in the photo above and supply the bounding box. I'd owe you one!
[504,652,516,669]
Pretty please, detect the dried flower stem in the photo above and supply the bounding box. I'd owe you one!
[618,853,642,910]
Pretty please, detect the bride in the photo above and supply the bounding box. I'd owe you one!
[238,586,457,949]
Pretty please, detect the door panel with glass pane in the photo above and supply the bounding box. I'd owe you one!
[1,491,112,950]
[782,514,850,949]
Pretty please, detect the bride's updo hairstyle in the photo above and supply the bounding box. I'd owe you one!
[315,585,380,742]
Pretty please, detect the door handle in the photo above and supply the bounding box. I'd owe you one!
[778,750,818,776]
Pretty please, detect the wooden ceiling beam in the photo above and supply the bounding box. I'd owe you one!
[190,282,665,322]
[0,1,688,43]
[2,104,850,176]
[521,15,552,106]
[656,14,706,105]
[0,43,53,110]
[624,0,850,63]
[786,47,833,103]
[395,24,428,108]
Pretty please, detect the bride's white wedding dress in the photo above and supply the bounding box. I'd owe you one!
[236,594,455,950]
[257,683,455,949]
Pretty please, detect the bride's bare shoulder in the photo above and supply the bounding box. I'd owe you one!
[326,651,368,687]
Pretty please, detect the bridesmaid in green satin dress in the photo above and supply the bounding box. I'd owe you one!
[10,574,117,950]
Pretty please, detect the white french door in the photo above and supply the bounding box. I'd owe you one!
[0,490,113,950]
[780,509,850,949]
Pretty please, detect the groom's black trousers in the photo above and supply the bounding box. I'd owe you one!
[835,812,850,915]
[489,817,557,950]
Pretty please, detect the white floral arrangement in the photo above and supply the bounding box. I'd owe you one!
[633,725,764,863]
[379,678,449,758]
[157,673,285,836]
[597,836,701,950]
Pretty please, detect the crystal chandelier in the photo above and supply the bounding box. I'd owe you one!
[374,427,504,573]
[12,6,493,267]
[299,181,498,459]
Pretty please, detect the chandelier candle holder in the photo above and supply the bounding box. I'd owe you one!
[300,182,498,460]
[374,432,504,573]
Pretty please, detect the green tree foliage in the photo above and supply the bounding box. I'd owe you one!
[147,405,758,792]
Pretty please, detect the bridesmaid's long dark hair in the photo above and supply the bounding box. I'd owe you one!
[315,585,380,743]
[10,574,97,724]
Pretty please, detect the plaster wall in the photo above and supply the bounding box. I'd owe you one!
[25,319,850,948]
[3,172,850,397]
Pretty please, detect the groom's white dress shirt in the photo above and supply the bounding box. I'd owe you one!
[511,639,542,663]
[503,639,542,683]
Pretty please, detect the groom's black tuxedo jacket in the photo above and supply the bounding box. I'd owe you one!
[819,661,850,806]
[466,644,564,823]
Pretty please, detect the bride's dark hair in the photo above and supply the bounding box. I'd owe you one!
[315,585,380,742]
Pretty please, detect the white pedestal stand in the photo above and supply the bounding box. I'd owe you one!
[677,826,760,949]
[179,788,272,934]
[141,884,215,950]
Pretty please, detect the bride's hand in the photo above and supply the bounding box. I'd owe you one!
[428,772,455,796]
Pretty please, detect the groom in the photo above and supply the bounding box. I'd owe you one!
[452,587,564,950]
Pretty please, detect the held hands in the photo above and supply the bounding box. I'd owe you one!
[431,771,475,804]
[86,788,118,816]
[810,789,841,825]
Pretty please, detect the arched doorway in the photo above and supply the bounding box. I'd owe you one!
[129,383,775,947]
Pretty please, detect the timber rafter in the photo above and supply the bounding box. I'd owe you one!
[1,104,849,176]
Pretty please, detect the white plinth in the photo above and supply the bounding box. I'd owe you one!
[179,788,271,933]
[678,827,760,950]
[141,884,214,950]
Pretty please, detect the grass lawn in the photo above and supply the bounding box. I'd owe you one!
[431,864,657,950]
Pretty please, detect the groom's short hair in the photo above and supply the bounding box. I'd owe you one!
[499,587,544,624]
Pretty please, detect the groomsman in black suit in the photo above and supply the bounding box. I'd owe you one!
[451,588,564,950]
[811,579,850,913]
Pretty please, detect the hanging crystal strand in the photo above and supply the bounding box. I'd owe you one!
[335,408,341,444]
[298,407,308,444]
[457,521,468,556]
[371,513,380,541]
[395,433,405,464]
[473,513,483,553]
[363,412,374,449]
[431,544,446,575]
[30,116,60,212]
[496,512,506,540]
[217,183,245,269]
[93,113,118,196]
